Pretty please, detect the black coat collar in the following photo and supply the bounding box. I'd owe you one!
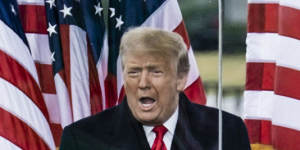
[110,96,151,149]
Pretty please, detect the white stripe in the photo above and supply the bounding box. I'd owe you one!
[272,94,300,131]
[54,74,72,128]
[43,93,60,124]
[99,32,109,79]
[275,35,300,71]
[26,33,52,64]
[17,0,44,5]
[0,136,22,150]
[0,21,40,86]
[69,25,91,121]
[243,90,274,120]
[248,0,278,4]
[97,32,109,109]
[246,33,279,62]
[96,63,106,109]
[0,78,55,150]
[117,56,124,99]
[280,0,300,11]
[185,48,200,88]
[142,0,182,31]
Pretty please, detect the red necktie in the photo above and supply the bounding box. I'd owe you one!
[151,125,168,150]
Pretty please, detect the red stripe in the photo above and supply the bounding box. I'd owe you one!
[248,4,300,39]
[246,62,275,91]
[104,73,118,109]
[87,38,103,114]
[173,21,191,50]
[49,123,62,147]
[272,125,300,150]
[0,107,50,150]
[117,87,125,105]
[18,5,47,34]
[59,25,73,118]
[274,66,300,100]
[35,63,56,94]
[279,6,300,40]
[245,119,272,145]
[248,3,278,33]
[184,77,206,105]
[0,49,49,121]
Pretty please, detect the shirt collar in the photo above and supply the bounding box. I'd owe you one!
[143,105,179,136]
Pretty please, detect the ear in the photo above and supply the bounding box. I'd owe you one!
[176,73,188,92]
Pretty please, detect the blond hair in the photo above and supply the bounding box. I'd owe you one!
[119,27,190,76]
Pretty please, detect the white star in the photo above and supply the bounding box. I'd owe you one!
[10,4,16,15]
[109,8,115,18]
[47,23,57,37]
[115,15,124,30]
[94,2,103,16]
[46,0,56,9]
[60,4,72,18]
[51,52,55,62]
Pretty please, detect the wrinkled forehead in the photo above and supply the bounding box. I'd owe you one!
[123,52,176,75]
[122,47,176,67]
[123,43,176,59]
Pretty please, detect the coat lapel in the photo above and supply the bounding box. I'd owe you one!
[111,98,151,150]
[171,93,204,150]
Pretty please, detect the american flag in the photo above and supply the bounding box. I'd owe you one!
[244,0,300,149]
[0,0,55,149]
[44,0,106,145]
[17,0,62,146]
[45,0,105,126]
[15,0,106,146]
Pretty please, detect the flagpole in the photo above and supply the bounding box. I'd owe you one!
[218,0,224,150]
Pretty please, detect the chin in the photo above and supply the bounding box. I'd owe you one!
[137,114,161,125]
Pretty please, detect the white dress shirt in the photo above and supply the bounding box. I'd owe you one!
[143,106,179,150]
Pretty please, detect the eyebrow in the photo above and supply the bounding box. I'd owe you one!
[127,65,161,70]
[146,66,160,71]
[127,67,142,71]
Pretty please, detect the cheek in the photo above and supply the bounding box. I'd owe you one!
[154,80,177,103]
[155,77,178,99]
[124,78,137,90]
[124,79,139,105]
[153,77,176,91]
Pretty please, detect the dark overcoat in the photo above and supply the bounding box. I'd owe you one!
[60,93,251,150]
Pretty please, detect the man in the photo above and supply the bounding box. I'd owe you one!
[60,27,251,150]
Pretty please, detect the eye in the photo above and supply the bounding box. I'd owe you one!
[152,70,163,76]
[127,71,139,77]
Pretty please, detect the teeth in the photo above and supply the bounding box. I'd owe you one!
[142,103,152,107]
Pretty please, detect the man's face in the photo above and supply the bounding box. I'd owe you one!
[123,51,186,125]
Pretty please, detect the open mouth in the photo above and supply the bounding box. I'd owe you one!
[139,97,156,110]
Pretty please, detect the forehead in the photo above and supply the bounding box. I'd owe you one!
[123,43,176,58]
[125,52,168,66]
[125,54,177,73]
[121,45,178,70]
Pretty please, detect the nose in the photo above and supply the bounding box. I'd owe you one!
[138,70,150,90]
